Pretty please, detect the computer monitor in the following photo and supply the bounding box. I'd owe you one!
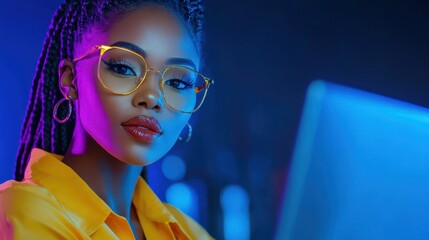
[275,81,429,240]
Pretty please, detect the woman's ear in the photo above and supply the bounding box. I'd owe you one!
[58,59,78,100]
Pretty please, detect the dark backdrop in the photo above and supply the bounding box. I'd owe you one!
[1,1,428,239]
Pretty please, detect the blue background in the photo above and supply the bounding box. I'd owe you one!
[1,0,429,239]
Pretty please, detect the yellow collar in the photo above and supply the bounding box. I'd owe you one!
[23,148,184,236]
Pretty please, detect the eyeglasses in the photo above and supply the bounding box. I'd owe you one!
[73,45,214,114]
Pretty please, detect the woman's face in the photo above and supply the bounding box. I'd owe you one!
[72,6,199,165]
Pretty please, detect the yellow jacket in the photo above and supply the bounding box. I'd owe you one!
[0,148,214,240]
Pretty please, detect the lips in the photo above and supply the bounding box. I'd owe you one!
[121,115,162,143]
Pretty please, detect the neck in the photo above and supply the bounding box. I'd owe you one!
[62,119,143,221]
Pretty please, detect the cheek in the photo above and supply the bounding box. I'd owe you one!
[75,61,120,142]
[76,61,100,119]
[76,73,134,160]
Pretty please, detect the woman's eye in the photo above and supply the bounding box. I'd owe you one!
[110,64,136,76]
[103,60,137,76]
[165,79,193,90]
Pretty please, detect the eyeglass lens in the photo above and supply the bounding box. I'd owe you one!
[98,47,208,112]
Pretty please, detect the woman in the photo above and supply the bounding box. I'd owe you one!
[0,0,214,239]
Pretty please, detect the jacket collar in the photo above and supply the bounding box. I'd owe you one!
[23,148,183,236]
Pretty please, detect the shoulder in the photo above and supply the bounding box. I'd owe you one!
[0,180,60,213]
[0,180,75,239]
[164,203,215,240]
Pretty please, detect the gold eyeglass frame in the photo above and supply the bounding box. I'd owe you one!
[73,45,214,114]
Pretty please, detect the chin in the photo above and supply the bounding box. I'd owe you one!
[118,143,170,166]
[105,129,179,167]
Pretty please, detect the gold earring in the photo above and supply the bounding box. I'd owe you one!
[178,122,192,142]
[53,94,73,123]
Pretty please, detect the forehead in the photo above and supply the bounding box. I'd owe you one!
[80,6,199,68]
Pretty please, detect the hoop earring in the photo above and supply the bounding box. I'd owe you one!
[53,94,73,123]
[178,122,193,142]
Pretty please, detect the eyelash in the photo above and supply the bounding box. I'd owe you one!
[103,59,137,76]
[165,75,194,90]
[102,59,196,90]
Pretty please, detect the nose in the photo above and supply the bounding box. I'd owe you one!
[131,70,164,112]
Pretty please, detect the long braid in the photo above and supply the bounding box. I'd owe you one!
[15,0,205,181]
[41,14,64,151]
[15,4,68,180]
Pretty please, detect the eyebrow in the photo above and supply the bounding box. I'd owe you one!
[110,41,197,70]
[165,58,197,70]
[111,41,147,58]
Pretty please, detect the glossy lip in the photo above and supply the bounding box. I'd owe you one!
[121,115,162,143]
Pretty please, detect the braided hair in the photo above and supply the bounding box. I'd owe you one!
[15,0,205,181]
